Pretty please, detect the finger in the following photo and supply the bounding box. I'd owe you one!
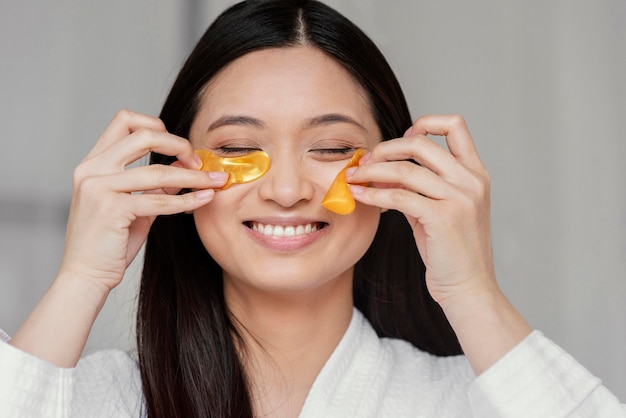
[161,161,186,195]
[349,184,434,220]
[82,130,201,177]
[365,136,466,181]
[96,164,229,193]
[127,216,153,264]
[124,189,216,217]
[87,110,167,159]
[409,114,484,171]
[346,160,454,200]
[110,129,200,170]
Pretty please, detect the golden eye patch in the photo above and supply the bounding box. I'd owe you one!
[321,148,367,215]
[195,149,271,189]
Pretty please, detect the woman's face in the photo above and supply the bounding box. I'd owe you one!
[189,46,382,295]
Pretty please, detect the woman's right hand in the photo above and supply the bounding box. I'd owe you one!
[59,110,227,292]
[10,110,227,367]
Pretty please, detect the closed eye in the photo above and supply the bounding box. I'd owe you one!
[311,147,356,155]
[310,147,359,162]
[216,146,261,155]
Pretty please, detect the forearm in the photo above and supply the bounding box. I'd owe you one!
[9,271,110,368]
[439,287,532,375]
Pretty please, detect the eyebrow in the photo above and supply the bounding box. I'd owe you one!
[206,113,368,133]
[207,115,265,132]
[303,114,368,132]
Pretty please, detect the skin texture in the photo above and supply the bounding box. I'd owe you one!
[9,46,530,418]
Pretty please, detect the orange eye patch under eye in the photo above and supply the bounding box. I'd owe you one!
[322,148,368,215]
[195,149,271,189]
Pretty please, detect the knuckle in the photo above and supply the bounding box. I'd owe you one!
[131,128,158,149]
[407,134,430,150]
[112,109,167,132]
[147,163,170,182]
[413,115,427,126]
[72,163,89,186]
[77,174,102,194]
[448,114,467,130]
[149,193,170,210]
[73,177,117,215]
[73,163,102,194]
[113,109,134,124]
[395,161,417,178]
[152,117,167,132]
[451,187,484,221]
[467,171,490,201]
[179,192,196,208]
[467,173,486,195]
[388,188,408,206]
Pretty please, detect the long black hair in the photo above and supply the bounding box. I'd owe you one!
[138,1,461,416]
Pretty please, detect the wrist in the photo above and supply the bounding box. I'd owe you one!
[10,271,112,368]
[437,285,502,324]
[54,269,112,310]
[438,286,532,375]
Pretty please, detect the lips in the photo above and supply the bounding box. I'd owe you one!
[246,221,328,238]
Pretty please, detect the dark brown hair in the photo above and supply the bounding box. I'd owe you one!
[138,1,461,416]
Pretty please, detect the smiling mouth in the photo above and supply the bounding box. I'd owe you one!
[245,221,328,237]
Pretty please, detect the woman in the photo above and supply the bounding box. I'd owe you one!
[1,1,623,417]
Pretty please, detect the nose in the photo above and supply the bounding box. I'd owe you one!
[256,153,315,208]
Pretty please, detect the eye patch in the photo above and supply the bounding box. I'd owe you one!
[322,148,367,215]
[195,149,271,189]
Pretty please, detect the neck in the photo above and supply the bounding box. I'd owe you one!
[224,272,354,417]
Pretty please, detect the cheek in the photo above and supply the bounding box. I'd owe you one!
[307,159,354,196]
[341,205,381,260]
[191,193,236,257]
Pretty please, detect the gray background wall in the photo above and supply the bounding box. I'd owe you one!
[1,0,624,399]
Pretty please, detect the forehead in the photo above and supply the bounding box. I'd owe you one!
[193,46,376,130]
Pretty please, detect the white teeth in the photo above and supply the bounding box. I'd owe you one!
[250,222,322,237]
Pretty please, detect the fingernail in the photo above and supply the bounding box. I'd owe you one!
[403,126,413,137]
[345,167,357,179]
[208,171,229,182]
[358,152,370,165]
[196,189,215,201]
[348,184,365,195]
[193,153,203,169]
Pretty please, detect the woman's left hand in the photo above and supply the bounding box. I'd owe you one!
[348,114,532,374]
[346,114,495,305]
